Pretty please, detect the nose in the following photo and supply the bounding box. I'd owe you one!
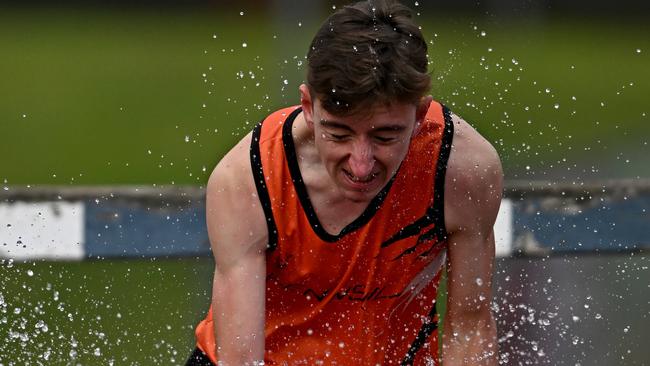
[348,139,375,178]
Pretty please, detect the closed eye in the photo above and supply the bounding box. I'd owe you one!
[325,132,349,141]
[374,136,398,143]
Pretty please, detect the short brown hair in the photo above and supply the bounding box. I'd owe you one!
[306,0,431,117]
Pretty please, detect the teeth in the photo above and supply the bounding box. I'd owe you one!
[346,171,377,183]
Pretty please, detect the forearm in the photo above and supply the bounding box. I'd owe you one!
[442,312,498,365]
[213,259,266,365]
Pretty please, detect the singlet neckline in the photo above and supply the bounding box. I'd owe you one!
[281,107,397,243]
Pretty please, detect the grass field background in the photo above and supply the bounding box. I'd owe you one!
[1,6,649,364]
[1,258,213,364]
[1,9,648,186]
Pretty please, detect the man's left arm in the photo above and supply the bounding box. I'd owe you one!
[441,115,503,365]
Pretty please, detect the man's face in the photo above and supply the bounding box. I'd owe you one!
[302,87,428,203]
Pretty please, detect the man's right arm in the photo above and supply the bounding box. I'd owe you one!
[206,133,268,365]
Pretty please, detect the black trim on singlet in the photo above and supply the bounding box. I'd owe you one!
[250,119,279,251]
[400,302,439,365]
[380,103,455,250]
[282,107,397,243]
[185,348,215,366]
[431,104,455,241]
[393,105,454,364]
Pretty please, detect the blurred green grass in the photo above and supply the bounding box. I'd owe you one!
[0,258,213,364]
[1,9,648,185]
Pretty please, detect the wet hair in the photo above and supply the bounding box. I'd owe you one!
[306,0,431,117]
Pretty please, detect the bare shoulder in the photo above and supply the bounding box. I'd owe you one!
[444,113,503,235]
[208,132,256,196]
[206,132,268,264]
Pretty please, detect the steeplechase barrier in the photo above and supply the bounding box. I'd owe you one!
[1,179,648,260]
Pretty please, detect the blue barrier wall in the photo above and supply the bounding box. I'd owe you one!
[1,180,649,260]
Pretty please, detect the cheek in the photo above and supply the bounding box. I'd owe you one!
[314,141,344,164]
[379,144,410,164]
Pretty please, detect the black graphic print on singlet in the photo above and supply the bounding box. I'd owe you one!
[379,208,447,261]
[390,228,447,261]
[303,284,404,302]
[381,104,455,262]
[400,302,439,365]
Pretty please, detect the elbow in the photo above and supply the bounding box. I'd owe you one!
[445,300,496,335]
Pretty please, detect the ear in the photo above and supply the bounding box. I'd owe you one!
[412,95,433,136]
[299,84,315,129]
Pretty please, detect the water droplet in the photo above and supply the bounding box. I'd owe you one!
[475,277,483,286]
[27,269,34,277]
[242,42,248,48]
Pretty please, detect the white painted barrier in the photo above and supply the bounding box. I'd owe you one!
[0,201,85,260]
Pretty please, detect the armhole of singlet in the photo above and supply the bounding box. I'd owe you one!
[399,104,455,365]
[250,120,278,252]
[431,104,454,240]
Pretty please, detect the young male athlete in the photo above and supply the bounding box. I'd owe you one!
[188,0,502,364]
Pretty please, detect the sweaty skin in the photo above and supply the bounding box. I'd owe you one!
[205,88,501,365]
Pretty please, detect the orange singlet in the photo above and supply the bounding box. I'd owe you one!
[194,100,454,365]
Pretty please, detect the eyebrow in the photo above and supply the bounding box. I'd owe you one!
[319,119,407,133]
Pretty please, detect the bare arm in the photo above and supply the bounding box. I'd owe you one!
[207,133,268,365]
[442,115,503,365]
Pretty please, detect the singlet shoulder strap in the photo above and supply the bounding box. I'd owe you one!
[429,102,454,240]
[248,107,300,251]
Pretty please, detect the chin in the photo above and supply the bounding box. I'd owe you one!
[336,174,387,203]
[341,189,377,203]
